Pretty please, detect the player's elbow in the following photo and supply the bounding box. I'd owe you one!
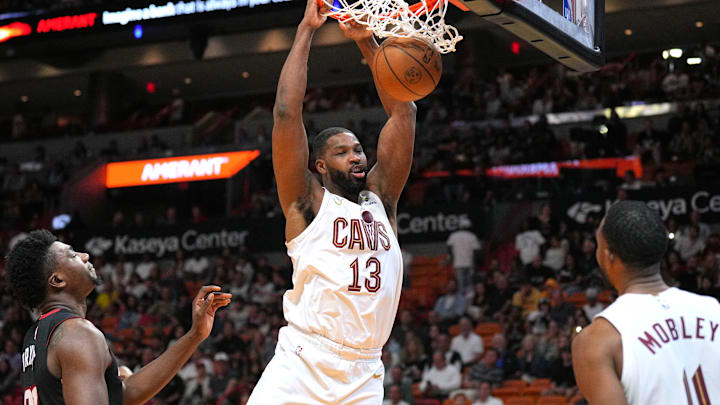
[273,103,291,119]
[391,101,417,117]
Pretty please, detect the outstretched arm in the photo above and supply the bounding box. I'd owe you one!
[273,0,326,237]
[123,286,231,405]
[340,22,417,227]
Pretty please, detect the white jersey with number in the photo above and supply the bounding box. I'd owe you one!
[284,188,403,350]
[596,287,720,405]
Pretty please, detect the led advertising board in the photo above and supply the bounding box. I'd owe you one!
[106,150,260,188]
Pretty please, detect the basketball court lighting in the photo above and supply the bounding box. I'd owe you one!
[687,57,702,65]
[695,21,703,28]
[669,232,675,240]
[669,48,683,58]
[184,77,192,85]
[73,89,82,97]
[662,50,669,60]
[624,28,632,36]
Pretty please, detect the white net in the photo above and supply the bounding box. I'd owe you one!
[320,0,463,54]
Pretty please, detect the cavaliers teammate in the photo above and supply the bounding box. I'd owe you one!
[572,201,720,404]
[246,0,415,403]
[5,229,232,405]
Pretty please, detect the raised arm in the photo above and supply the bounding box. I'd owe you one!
[123,286,231,405]
[571,318,628,405]
[273,0,326,236]
[340,22,417,228]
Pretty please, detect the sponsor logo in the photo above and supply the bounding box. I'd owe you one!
[295,345,303,355]
[565,190,720,223]
[106,150,260,188]
[84,229,248,258]
[397,212,471,235]
[85,237,113,256]
[372,373,383,379]
[566,202,602,224]
[37,13,97,33]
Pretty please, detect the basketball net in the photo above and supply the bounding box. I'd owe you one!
[319,0,463,54]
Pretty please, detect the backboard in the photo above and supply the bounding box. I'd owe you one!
[459,0,605,72]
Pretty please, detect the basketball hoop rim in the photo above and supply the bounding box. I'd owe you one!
[318,0,468,21]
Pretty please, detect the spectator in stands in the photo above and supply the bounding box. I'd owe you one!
[181,360,212,405]
[384,365,415,404]
[466,282,490,321]
[434,279,468,326]
[543,235,567,271]
[384,385,411,405]
[436,333,463,370]
[447,228,482,293]
[0,358,18,398]
[191,205,208,224]
[512,282,542,317]
[473,381,503,405]
[451,317,484,366]
[514,335,548,379]
[674,225,706,261]
[619,170,643,190]
[465,348,503,388]
[581,287,605,319]
[650,167,671,189]
[515,222,546,265]
[420,351,462,399]
[527,298,552,334]
[525,255,555,287]
[486,274,514,316]
[547,347,575,391]
[209,352,239,404]
[401,333,428,382]
[681,211,711,242]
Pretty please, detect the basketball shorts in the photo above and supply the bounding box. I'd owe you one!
[246,324,385,405]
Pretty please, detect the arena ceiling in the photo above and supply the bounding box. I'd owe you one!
[0,0,717,114]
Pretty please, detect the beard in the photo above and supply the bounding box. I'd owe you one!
[328,166,366,197]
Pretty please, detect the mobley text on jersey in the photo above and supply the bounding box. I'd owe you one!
[638,316,719,355]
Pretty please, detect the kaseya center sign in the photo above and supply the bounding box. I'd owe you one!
[106,150,260,188]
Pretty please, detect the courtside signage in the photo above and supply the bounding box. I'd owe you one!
[106,150,260,188]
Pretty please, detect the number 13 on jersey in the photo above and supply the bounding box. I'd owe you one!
[348,257,382,293]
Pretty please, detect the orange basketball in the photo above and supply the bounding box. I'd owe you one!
[374,37,442,102]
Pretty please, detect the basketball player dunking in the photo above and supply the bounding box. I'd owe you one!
[572,201,720,404]
[5,230,232,405]
[246,0,416,404]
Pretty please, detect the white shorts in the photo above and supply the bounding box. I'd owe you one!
[247,325,385,405]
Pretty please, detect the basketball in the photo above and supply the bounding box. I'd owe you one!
[374,37,442,102]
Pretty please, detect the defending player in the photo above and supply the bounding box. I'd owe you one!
[572,201,720,404]
[6,229,232,405]
[246,0,416,403]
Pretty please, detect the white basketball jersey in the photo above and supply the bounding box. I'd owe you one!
[284,188,403,350]
[596,288,720,405]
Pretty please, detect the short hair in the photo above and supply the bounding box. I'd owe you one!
[5,230,58,309]
[602,201,668,275]
[310,127,353,161]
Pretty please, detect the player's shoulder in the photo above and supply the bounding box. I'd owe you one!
[572,317,621,357]
[49,318,105,351]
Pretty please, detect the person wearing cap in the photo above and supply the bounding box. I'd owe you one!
[209,352,239,404]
